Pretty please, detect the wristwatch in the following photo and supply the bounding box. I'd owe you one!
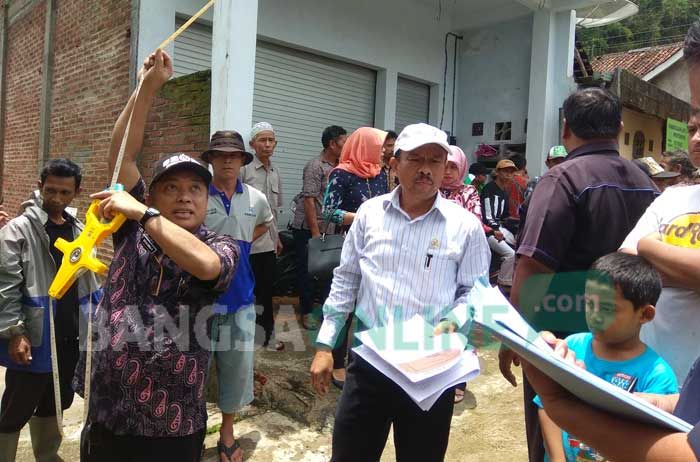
[139,207,161,227]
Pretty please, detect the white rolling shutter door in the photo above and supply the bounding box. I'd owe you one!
[395,77,430,133]
[173,17,212,77]
[171,20,378,226]
[252,42,376,225]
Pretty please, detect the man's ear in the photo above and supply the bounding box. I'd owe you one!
[75,187,82,197]
[640,304,656,324]
[249,139,256,149]
[37,180,42,191]
[562,120,571,141]
[389,156,398,169]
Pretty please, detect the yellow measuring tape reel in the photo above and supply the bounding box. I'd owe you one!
[44,0,217,436]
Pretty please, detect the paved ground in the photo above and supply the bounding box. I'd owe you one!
[5,302,527,461]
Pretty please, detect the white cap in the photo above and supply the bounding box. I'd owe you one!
[395,123,450,155]
[250,121,275,140]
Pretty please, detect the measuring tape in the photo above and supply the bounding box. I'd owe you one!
[45,0,218,436]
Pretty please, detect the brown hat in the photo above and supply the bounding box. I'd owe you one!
[201,130,254,165]
[150,152,212,187]
[496,159,517,170]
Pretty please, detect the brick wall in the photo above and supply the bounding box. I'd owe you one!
[2,4,45,212]
[1,0,132,217]
[141,69,211,181]
[49,0,132,212]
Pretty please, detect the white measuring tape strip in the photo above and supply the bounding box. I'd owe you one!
[48,292,94,435]
[47,297,63,437]
[83,295,93,422]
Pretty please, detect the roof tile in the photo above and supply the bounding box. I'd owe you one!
[591,42,684,78]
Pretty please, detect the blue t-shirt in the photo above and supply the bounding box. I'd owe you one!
[535,332,678,462]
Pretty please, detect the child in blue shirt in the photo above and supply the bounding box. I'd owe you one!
[535,252,678,462]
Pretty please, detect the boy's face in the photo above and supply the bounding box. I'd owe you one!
[38,175,80,218]
[584,280,653,345]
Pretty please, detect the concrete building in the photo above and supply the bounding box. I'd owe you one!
[593,42,691,104]
[592,46,692,161]
[0,0,631,223]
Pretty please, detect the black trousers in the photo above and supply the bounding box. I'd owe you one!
[0,338,78,433]
[82,423,205,462]
[332,352,455,462]
[524,371,546,462]
[523,330,570,462]
[250,251,276,339]
[292,228,315,315]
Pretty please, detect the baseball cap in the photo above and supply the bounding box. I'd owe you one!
[201,130,254,165]
[633,157,680,179]
[496,159,517,170]
[250,122,275,140]
[547,145,568,160]
[150,152,212,187]
[394,123,450,156]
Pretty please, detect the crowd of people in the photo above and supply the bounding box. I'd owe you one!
[1,19,700,462]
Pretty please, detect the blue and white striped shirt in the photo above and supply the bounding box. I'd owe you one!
[316,186,490,348]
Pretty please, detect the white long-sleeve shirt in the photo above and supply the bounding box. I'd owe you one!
[316,187,490,348]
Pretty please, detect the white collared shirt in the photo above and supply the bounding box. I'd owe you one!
[316,186,490,348]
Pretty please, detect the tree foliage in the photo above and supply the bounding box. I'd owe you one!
[578,0,700,57]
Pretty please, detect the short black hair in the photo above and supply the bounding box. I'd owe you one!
[563,87,622,140]
[385,130,398,141]
[469,162,488,176]
[40,158,82,189]
[661,150,697,178]
[509,153,527,170]
[684,20,700,66]
[587,252,662,309]
[321,125,347,149]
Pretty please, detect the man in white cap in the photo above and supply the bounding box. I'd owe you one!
[309,123,490,461]
[240,122,284,350]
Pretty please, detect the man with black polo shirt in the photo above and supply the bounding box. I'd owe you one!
[0,159,101,461]
[500,87,659,462]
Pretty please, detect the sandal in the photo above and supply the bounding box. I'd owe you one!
[217,439,242,462]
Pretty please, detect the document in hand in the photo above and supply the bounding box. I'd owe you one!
[352,315,480,411]
[469,280,693,433]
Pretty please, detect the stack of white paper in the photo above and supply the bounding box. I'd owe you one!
[352,315,480,411]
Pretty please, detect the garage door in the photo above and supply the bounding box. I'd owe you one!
[173,17,212,77]
[395,77,430,133]
[172,22,377,226]
[252,42,376,225]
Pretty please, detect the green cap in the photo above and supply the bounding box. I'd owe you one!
[548,145,567,160]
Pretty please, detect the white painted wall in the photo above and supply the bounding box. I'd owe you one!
[454,15,534,164]
[139,0,457,134]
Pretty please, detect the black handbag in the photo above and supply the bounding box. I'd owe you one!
[308,178,373,279]
[307,232,345,279]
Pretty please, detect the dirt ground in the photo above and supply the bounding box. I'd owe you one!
[5,303,528,462]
